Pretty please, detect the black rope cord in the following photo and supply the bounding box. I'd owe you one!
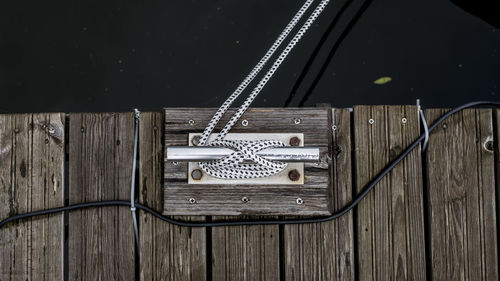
[1,101,499,229]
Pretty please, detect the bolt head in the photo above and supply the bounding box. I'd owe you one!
[191,169,203,180]
[191,135,201,145]
[289,136,301,146]
[288,169,300,181]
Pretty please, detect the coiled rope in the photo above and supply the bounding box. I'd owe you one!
[198,0,331,179]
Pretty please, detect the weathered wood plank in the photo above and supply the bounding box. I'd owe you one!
[426,109,498,281]
[68,113,135,281]
[354,106,426,281]
[165,186,331,216]
[0,113,65,280]
[211,216,280,281]
[164,108,331,216]
[139,112,206,281]
[283,108,354,281]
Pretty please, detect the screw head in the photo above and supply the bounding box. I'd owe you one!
[402,118,407,124]
[241,119,249,127]
[289,136,301,146]
[332,125,337,131]
[191,169,203,180]
[188,198,196,204]
[293,118,301,125]
[296,198,304,205]
[241,196,249,203]
[191,135,201,145]
[288,169,300,181]
[368,119,374,124]
[172,161,179,166]
[188,119,195,125]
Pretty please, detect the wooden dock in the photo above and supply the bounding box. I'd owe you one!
[0,106,498,281]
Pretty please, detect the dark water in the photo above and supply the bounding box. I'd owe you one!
[0,0,498,113]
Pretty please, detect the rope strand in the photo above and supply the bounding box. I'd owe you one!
[199,0,331,179]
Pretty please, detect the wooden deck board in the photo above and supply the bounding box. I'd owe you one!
[67,113,135,281]
[139,112,206,281]
[211,216,280,281]
[0,113,65,281]
[354,106,426,281]
[283,108,354,281]
[425,109,498,281]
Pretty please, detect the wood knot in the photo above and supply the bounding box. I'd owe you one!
[389,145,402,159]
[334,145,343,156]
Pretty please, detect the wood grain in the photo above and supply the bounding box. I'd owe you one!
[139,112,206,281]
[67,113,135,281]
[283,108,354,281]
[211,216,280,281]
[354,106,426,281]
[0,113,65,280]
[426,109,498,281]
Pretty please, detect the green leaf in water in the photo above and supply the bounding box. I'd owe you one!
[373,76,392,85]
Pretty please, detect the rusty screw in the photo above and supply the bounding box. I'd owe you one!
[289,136,301,146]
[191,169,203,180]
[191,135,201,146]
[288,169,300,181]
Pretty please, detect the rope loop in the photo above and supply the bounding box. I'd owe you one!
[199,139,288,179]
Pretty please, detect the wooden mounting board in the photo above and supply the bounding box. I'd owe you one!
[163,107,333,216]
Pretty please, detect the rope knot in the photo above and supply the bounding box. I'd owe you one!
[198,139,288,179]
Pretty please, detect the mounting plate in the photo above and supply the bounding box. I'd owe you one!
[163,107,333,216]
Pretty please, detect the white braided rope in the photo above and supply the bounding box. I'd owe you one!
[199,0,331,179]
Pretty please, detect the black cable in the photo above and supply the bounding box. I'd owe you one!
[1,101,499,229]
